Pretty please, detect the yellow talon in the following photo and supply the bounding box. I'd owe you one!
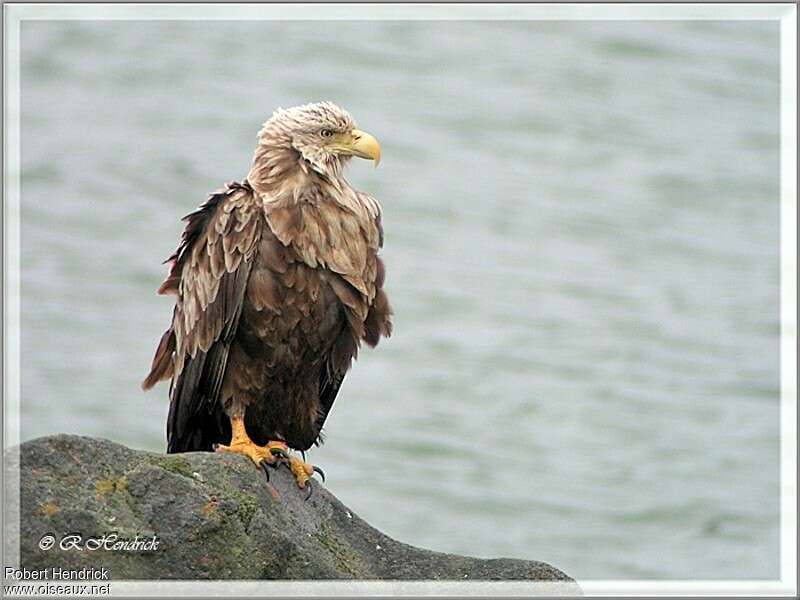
[288,456,314,488]
[214,417,286,467]
[215,416,325,494]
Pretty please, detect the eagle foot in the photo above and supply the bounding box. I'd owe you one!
[213,439,287,470]
[214,440,325,497]
[285,455,325,498]
[301,466,326,501]
[212,418,324,497]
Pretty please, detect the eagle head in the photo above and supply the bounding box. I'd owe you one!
[256,101,381,181]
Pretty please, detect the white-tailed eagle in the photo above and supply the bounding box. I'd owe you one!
[143,102,392,495]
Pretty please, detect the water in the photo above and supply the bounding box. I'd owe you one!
[19,20,780,580]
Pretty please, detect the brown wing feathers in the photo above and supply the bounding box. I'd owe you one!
[144,178,392,452]
[313,206,393,433]
[141,327,176,391]
[166,258,252,452]
[143,181,261,452]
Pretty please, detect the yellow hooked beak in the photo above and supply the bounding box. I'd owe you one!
[330,129,381,166]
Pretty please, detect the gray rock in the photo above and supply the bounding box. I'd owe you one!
[18,434,578,585]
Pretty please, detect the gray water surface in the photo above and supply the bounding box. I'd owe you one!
[20,20,780,579]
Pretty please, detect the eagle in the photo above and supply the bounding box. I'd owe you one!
[142,102,392,494]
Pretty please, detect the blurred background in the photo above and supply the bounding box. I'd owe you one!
[20,20,780,579]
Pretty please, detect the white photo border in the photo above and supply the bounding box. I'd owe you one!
[2,2,796,597]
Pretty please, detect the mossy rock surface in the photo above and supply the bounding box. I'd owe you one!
[17,434,578,584]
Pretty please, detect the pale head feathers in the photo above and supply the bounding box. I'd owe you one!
[245,101,382,231]
[250,101,357,184]
[269,102,356,134]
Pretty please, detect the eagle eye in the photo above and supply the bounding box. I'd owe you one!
[320,129,334,138]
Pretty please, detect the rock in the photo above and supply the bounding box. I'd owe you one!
[16,434,577,585]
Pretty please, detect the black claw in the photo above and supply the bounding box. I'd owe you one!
[304,479,314,501]
[312,465,326,483]
[269,447,289,460]
[259,461,271,482]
